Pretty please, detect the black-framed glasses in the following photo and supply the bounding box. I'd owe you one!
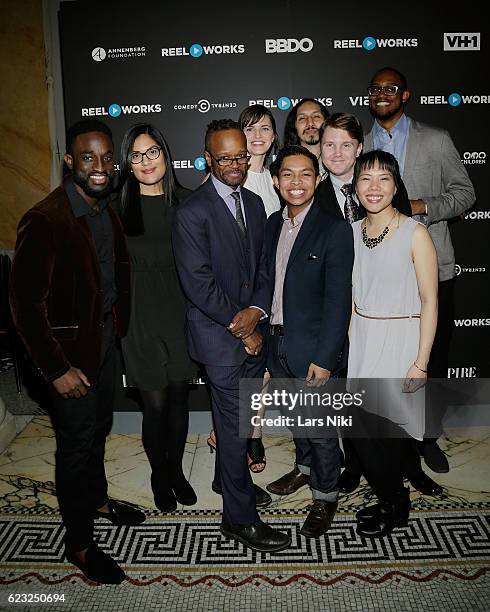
[208,153,251,167]
[130,146,162,164]
[367,85,401,97]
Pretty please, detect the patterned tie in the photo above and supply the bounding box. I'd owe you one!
[231,191,246,236]
[341,183,359,224]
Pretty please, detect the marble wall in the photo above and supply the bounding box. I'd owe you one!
[0,1,50,249]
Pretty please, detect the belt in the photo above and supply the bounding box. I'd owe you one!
[270,324,285,336]
[354,304,420,320]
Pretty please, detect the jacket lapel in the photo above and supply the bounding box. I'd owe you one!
[286,202,320,271]
[403,118,421,181]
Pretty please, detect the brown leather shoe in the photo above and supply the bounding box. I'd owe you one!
[266,467,309,496]
[300,500,338,538]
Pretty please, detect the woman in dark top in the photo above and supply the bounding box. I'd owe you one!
[118,123,196,512]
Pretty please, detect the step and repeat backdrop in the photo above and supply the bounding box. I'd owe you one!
[59,1,489,404]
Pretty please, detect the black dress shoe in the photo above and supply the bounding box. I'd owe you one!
[94,499,146,526]
[338,470,361,494]
[220,520,290,552]
[212,481,272,508]
[172,476,197,506]
[300,500,338,538]
[65,544,125,584]
[408,472,443,496]
[266,467,309,496]
[154,489,177,513]
[356,489,410,538]
[422,441,449,473]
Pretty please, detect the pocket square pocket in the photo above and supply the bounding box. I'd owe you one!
[307,253,318,261]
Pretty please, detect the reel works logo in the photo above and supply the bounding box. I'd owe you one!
[161,42,245,57]
[420,93,490,106]
[333,36,417,50]
[91,46,146,61]
[248,96,333,111]
[81,103,162,118]
[173,158,207,171]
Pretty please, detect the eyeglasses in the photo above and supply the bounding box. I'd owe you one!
[130,146,162,164]
[367,85,401,97]
[208,153,251,167]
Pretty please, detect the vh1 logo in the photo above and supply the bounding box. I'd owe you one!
[443,33,480,51]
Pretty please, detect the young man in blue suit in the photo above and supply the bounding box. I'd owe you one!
[265,145,354,538]
[172,119,290,552]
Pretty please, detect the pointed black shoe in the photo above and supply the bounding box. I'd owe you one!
[338,470,361,494]
[94,499,146,526]
[422,440,449,473]
[65,544,125,585]
[408,471,443,496]
[151,473,177,512]
[356,489,410,538]
[220,520,290,552]
[172,475,197,506]
[212,480,272,508]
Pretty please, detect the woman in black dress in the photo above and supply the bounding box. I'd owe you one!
[118,123,196,512]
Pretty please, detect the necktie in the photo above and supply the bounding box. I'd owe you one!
[231,191,246,236]
[341,183,359,224]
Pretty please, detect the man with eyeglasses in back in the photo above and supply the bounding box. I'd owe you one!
[364,67,475,489]
[172,119,290,553]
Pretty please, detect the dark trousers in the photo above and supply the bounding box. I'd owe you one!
[50,316,115,552]
[267,329,340,499]
[206,355,264,525]
[349,410,409,504]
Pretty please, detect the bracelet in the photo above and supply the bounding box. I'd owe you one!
[413,362,427,373]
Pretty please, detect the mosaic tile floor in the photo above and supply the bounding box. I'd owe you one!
[0,417,489,611]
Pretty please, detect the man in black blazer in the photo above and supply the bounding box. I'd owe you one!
[172,119,289,553]
[314,112,364,221]
[265,145,354,537]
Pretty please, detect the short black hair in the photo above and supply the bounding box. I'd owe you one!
[271,145,319,177]
[66,119,113,155]
[205,118,241,150]
[371,67,408,91]
[283,98,330,147]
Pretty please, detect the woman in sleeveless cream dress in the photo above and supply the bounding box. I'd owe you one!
[347,151,438,538]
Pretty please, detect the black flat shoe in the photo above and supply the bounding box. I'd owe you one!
[422,441,450,473]
[66,544,125,584]
[212,481,272,508]
[356,489,410,538]
[408,472,443,496]
[220,520,290,552]
[172,477,197,506]
[94,499,146,526]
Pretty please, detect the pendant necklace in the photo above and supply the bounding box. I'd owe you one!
[362,209,398,249]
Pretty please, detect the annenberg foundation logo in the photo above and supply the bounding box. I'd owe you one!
[91,46,146,61]
[265,38,314,53]
[420,93,490,106]
[333,35,418,50]
[454,264,486,276]
[248,96,333,111]
[161,42,245,58]
[443,33,480,51]
[81,102,162,118]
[462,152,486,165]
[173,98,237,114]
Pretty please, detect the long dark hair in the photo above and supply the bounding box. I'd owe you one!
[353,150,412,217]
[283,98,329,147]
[119,123,180,236]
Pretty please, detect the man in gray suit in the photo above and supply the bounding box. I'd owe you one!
[364,67,476,482]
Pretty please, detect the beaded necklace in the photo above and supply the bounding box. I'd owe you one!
[362,209,398,249]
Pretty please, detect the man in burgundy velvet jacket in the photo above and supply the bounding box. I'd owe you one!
[9,119,144,585]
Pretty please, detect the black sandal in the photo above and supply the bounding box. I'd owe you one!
[247,438,266,473]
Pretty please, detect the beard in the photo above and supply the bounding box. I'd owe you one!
[301,133,320,146]
[369,100,404,121]
[73,170,114,199]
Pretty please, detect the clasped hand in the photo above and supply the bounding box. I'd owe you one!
[53,367,91,399]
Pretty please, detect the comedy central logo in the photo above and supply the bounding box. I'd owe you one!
[420,93,490,106]
[91,46,146,61]
[333,36,418,50]
[81,102,162,118]
[173,99,237,113]
[161,42,245,57]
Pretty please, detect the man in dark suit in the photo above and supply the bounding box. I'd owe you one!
[10,119,145,584]
[265,145,354,537]
[172,119,290,552]
[315,112,364,221]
